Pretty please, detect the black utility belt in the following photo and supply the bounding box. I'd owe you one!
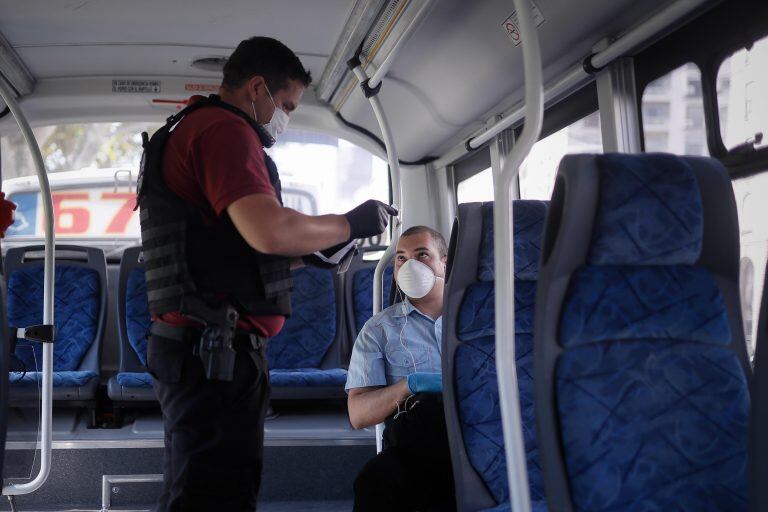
[150,322,268,351]
[150,322,268,382]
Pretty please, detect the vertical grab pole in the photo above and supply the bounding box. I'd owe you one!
[494,1,544,512]
[348,61,402,454]
[0,75,55,496]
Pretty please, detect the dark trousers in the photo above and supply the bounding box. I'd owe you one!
[147,334,271,512]
[353,395,456,512]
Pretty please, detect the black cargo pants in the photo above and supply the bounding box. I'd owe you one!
[148,332,271,512]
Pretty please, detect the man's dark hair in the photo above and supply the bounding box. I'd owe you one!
[222,36,312,92]
[401,226,448,258]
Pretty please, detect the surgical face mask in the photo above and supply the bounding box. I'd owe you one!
[252,84,290,141]
[396,258,442,299]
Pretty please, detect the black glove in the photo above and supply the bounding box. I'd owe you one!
[344,200,398,240]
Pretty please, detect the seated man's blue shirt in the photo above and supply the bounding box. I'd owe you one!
[345,299,443,390]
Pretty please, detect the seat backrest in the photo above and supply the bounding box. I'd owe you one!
[6,245,107,374]
[535,154,751,511]
[344,247,394,345]
[751,260,768,511]
[117,246,151,372]
[267,266,343,370]
[443,200,548,510]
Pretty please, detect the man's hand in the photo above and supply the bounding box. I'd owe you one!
[344,200,398,240]
[406,372,443,394]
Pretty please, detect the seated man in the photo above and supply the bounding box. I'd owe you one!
[346,225,455,512]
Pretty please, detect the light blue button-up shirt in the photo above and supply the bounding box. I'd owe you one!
[345,299,443,390]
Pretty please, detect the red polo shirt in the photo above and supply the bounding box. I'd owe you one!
[154,95,285,337]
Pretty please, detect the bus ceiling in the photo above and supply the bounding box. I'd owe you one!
[0,0,746,165]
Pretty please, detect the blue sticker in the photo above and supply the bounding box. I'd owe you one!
[7,192,38,237]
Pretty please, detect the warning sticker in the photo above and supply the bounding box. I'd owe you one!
[501,1,546,47]
[185,83,219,92]
[112,80,161,93]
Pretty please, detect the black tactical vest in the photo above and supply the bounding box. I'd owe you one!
[137,95,293,318]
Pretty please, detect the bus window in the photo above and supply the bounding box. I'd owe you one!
[520,111,602,200]
[456,167,492,204]
[641,63,707,155]
[734,174,768,361]
[267,129,390,247]
[1,122,158,180]
[1,122,158,254]
[717,34,768,152]
[1,125,390,249]
[268,128,388,207]
[740,257,755,361]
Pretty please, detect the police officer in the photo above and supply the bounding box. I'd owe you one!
[137,36,396,511]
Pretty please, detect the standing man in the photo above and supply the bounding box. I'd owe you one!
[346,226,455,512]
[138,36,396,511]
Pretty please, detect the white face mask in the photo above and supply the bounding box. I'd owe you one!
[253,84,290,141]
[396,259,442,299]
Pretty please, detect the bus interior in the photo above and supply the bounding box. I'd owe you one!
[0,0,765,510]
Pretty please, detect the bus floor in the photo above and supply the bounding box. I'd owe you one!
[1,401,372,511]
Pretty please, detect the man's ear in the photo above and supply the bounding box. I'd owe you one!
[247,75,267,99]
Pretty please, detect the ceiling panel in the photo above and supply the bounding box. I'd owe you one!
[340,0,685,160]
[0,0,353,54]
[15,45,328,81]
[0,0,354,85]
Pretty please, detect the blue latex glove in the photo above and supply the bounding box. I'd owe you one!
[406,372,443,394]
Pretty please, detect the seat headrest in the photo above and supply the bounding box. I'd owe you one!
[478,200,549,282]
[588,154,703,266]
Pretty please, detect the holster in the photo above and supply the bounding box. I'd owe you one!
[181,296,239,382]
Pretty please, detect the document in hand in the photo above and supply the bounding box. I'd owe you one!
[313,240,357,273]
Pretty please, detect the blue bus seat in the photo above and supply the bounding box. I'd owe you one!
[6,245,107,403]
[443,200,548,512]
[343,247,394,356]
[534,154,751,511]
[108,246,155,402]
[267,266,348,399]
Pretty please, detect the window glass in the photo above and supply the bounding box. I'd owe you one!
[520,111,602,200]
[733,172,768,361]
[717,34,768,152]
[2,122,158,254]
[267,129,389,216]
[456,167,493,204]
[1,124,388,251]
[641,63,707,156]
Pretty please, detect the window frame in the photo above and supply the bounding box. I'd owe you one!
[633,0,768,177]
[452,82,599,206]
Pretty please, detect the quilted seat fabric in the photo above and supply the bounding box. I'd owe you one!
[554,154,748,510]
[455,201,548,507]
[116,372,153,388]
[557,340,748,511]
[478,200,548,282]
[125,268,152,366]
[267,267,336,371]
[353,264,394,333]
[269,368,347,387]
[10,370,97,388]
[588,153,703,266]
[8,265,100,372]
